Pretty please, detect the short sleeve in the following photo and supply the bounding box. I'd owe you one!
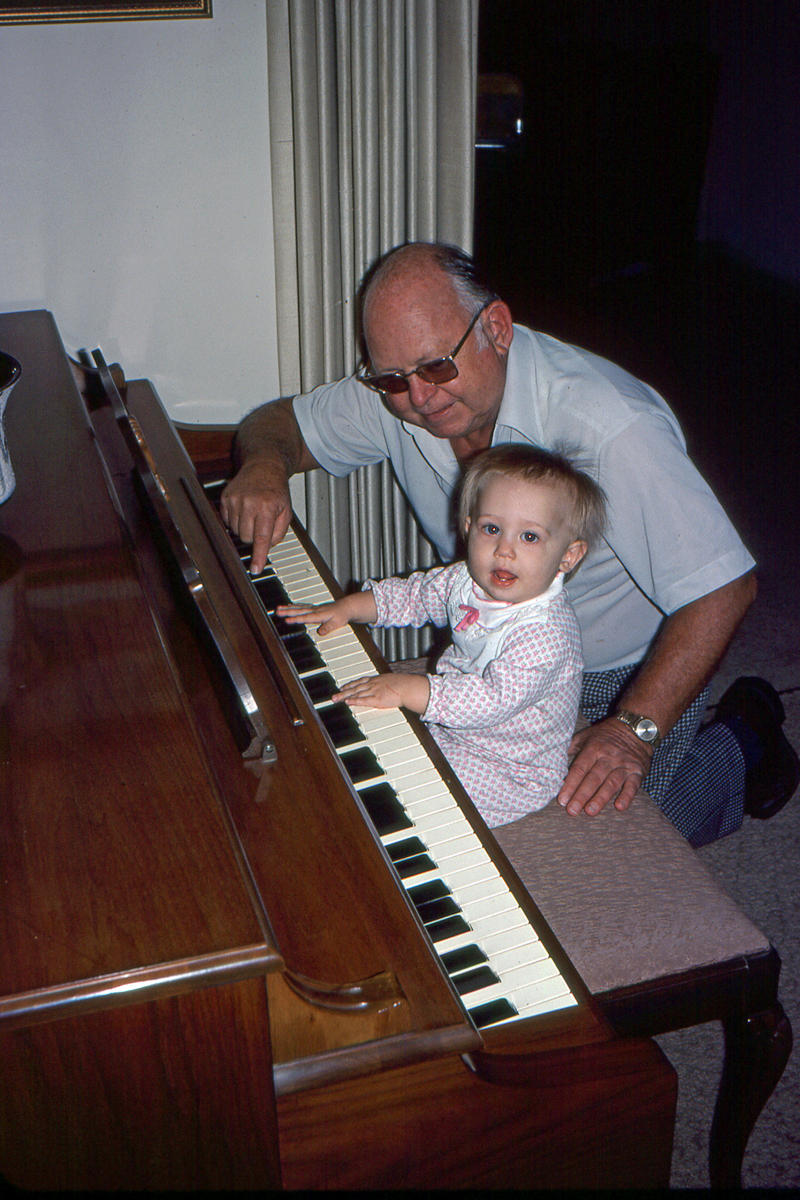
[293,377,391,476]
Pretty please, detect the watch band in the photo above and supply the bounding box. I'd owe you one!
[614,709,662,749]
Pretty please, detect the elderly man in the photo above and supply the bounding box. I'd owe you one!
[221,241,798,846]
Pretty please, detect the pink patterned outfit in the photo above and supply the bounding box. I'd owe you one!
[365,563,583,827]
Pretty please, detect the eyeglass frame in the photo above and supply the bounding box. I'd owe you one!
[357,300,493,395]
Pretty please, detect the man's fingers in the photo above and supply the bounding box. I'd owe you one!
[561,762,631,816]
[249,528,275,576]
[613,777,639,812]
[558,720,651,817]
[247,504,291,575]
[219,466,293,573]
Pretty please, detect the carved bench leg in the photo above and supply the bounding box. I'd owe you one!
[709,1002,792,1188]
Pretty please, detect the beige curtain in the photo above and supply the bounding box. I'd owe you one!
[265,0,478,658]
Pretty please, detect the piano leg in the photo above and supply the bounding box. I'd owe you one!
[709,1001,792,1188]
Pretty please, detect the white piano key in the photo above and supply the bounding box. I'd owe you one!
[491,944,559,977]
[474,922,548,958]
[377,745,436,772]
[357,710,411,737]
[388,812,471,847]
[461,907,532,943]
[429,834,492,869]
[383,763,448,792]
[452,870,512,904]
[400,791,465,820]
[463,893,533,926]
[465,972,574,1017]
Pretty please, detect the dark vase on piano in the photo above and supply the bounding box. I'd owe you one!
[0,310,676,1190]
[0,350,21,505]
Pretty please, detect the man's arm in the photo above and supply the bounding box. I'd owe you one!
[558,569,757,815]
[219,398,320,574]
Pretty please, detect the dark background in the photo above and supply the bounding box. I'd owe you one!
[472,0,800,559]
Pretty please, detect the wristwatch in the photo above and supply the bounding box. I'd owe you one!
[614,710,661,748]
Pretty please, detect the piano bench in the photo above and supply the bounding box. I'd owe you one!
[493,794,792,1189]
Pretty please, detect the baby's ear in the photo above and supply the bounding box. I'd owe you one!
[464,516,472,536]
[561,539,588,573]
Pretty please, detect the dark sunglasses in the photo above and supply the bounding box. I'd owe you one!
[358,301,491,395]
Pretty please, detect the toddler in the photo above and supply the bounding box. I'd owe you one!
[278,444,606,826]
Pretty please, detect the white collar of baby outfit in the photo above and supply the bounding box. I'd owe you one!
[463,571,564,631]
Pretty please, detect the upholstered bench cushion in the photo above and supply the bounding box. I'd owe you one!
[493,792,770,995]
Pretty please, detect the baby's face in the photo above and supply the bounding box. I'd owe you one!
[465,474,586,604]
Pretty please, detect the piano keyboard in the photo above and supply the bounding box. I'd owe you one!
[210,495,576,1029]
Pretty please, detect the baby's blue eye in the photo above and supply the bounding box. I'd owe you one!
[481,522,500,535]
[521,531,539,544]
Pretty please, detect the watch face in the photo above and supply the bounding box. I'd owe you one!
[636,718,658,742]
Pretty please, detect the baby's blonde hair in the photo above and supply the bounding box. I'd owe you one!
[458,443,607,547]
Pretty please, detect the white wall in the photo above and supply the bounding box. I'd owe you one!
[0,0,280,423]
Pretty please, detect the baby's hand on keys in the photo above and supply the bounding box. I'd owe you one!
[276,590,378,635]
[335,672,430,715]
[275,601,348,636]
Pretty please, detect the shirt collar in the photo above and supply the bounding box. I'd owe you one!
[492,325,543,444]
[465,570,564,630]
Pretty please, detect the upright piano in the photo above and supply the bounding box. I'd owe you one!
[0,310,676,1190]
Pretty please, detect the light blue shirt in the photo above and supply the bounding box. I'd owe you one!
[292,325,754,671]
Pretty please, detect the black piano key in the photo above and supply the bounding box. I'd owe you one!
[413,895,460,923]
[254,575,291,609]
[453,965,501,997]
[283,636,327,674]
[269,612,301,639]
[339,746,385,784]
[426,914,471,943]
[319,703,366,745]
[357,783,413,834]
[468,998,518,1028]
[407,879,450,907]
[303,671,338,704]
[395,853,437,880]
[440,944,489,973]
[386,837,427,863]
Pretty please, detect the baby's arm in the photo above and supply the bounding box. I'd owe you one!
[276,589,378,636]
[426,626,566,729]
[335,672,431,715]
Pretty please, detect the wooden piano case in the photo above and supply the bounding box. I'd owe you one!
[0,310,676,1189]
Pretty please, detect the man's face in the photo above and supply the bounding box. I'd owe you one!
[363,270,512,444]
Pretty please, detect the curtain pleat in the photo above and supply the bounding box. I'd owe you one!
[265,0,477,657]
